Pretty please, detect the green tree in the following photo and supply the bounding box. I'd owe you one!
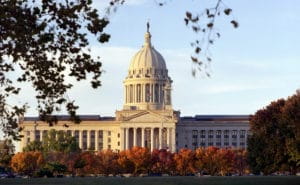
[23,129,80,153]
[248,91,300,175]
[0,139,15,168]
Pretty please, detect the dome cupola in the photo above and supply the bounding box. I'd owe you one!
[123,23,172,111]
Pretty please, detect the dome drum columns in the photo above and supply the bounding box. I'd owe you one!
[123,26,173,111]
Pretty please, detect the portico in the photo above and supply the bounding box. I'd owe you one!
[120,126,176,152]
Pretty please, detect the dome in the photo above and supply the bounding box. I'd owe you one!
[128,31,167,73]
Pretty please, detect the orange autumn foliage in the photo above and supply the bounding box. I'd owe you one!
[125,146,151,175]
[174,148,196,175]
[10,151,44,176]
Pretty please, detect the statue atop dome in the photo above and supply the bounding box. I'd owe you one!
[147,21,150,32]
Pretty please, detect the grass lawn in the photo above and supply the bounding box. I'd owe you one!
[1,176,299,185]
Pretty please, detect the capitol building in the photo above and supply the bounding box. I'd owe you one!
[19,26,250,152]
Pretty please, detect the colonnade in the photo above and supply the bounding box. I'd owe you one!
[125,83,165,104]
[120,127,176,152]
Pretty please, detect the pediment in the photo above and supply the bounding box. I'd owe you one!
[123,111,172,122]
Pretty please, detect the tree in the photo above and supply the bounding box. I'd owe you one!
[126,146,151,175]
[233,149,248,176]
[23,129,80,153]
[0,139,15,168]
[215,148,235,176]
[10,151,44,176]
[79,151,98,175]
[1,0,237,139]
[96,149,119,176]
[173,148,196,176]
[117,150,134,174]
[1,0,110,139]
[151,149,175,175]
[248,91,300,175]
[23,140,44,152]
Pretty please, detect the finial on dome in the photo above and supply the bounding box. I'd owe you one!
[147,21,150,32]
[144,21,151,46]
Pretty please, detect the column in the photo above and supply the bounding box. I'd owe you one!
[171,127,176,153]
[133,85,136,103]
[79,131,83,149]
[125,85,127,104]
[40,130,43,142]
[95,130,99,151]
[151,128,155,151]
[126,128,129,150]
[120,128,125,151]
[30,130,35,142]
[159,127,162,149]
[103,130,107,150]
[141,128,145,148]
[166,127,170,149]
[71,130,75,137]
[133,127,137,147]
[87,130,91,150]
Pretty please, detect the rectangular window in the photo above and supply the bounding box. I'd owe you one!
[208,130,214,138]
[74,130,79,143]
[216,130,221,138]
[90,130,95,150]
[232,130,237,138]
[192,130,198,149]
[98,130,103,151]
[200,130,206,138]
[35,130,40,141]
[240,130,246,138]
[67,130,72,136]
[224,130,229,138]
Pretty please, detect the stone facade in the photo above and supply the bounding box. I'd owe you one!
[18,25,250,152]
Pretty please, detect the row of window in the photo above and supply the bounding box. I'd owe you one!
[192,130,249,139]
[28,130,116,151]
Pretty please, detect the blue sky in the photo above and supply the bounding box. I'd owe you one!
[14,0,300,117]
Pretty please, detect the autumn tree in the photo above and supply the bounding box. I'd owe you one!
[248,90,300,175]
[79,151,98,175]
[126,146,151,175]
[151,149,175,175]
[10,151,44,176]
[174,148,196,176]
[117,150,134,174]
[233,149,248,176]
[215,148,235,176]
[96,149,119,176]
